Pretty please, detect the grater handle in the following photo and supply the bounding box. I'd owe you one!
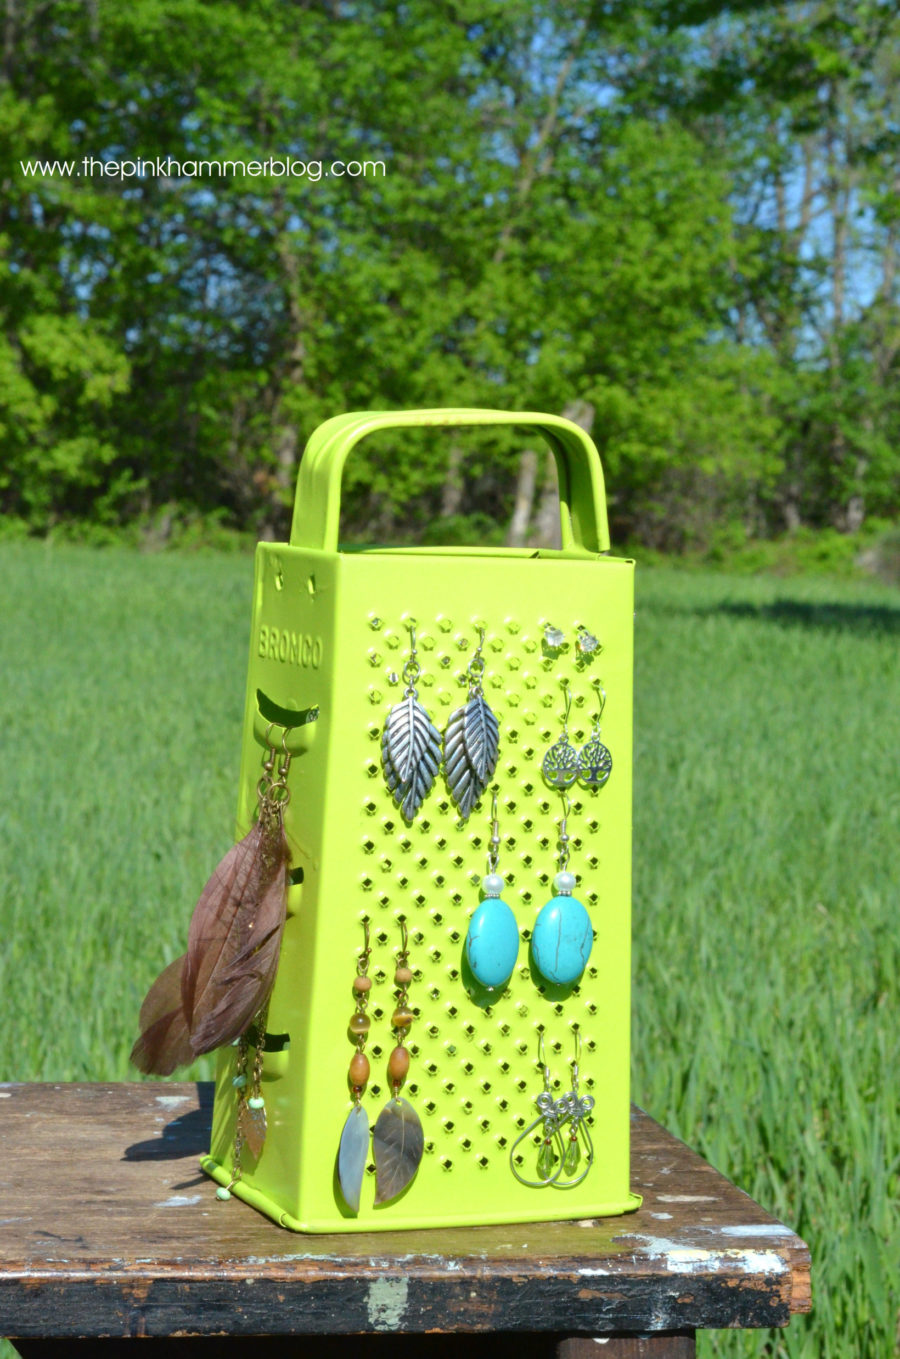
[289,409,610,554]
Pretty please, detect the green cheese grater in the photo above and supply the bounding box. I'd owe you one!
[201,409,642,1231]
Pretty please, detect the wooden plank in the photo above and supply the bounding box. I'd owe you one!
[15,1335,696,1358]
[0,1083,810,1341]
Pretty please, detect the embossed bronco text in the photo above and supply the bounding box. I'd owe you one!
[258,625,323,669]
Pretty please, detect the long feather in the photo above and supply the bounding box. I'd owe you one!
[182,813,289,1056]
[130,954,194,1075]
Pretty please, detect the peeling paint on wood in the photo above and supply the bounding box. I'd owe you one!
[0,1084,812,1341]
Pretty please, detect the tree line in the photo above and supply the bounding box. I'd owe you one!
[2,0,899,552]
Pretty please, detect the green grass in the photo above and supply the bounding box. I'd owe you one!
[1,543,898,1357]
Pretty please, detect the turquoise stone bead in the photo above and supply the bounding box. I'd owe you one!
[465,898,519,990]
[531,895,593,984]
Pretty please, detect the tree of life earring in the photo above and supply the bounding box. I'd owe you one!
[510,1031,565,1186]
[556,1029,595,1186]
[382,620,441,822]
[531,794,593,986]
[578,680,612,791]
[337,919,373,1215]
[464,789,519,992]
[444,626,500,820]
[541,684,579,789]
[372,918,425,1204]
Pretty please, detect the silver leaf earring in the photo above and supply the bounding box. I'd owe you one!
[444,626,500,820]
[382,620,441,821]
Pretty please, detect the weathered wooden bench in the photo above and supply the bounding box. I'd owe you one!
[0,1083,810,1357]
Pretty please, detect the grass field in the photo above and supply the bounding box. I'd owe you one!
[1,541,898,1357]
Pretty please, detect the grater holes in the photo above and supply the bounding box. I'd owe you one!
[460,1137,472,1151]
[442,1119,455,1133]
[362,838,375,854]
[361,876,373,891]
[477,1155,489,1168]
[462,1060,474,1075]
[447,967,460,981]
[370,1084,382,1097]
[587,891,599,906]
[382,818,395,833]
[363,799,377,815]
[495,1134,508,1147]
[371,1043,384,1059]
[416,852,428,867]
[427,1023,440,1038]
[448,929,460,944]
[368,724,380,739]
[440,1158,453,1171]
[497,1101,508,1115]
[429,986,440,1000]
[521,928,532,942]
[425,1102,436,1115]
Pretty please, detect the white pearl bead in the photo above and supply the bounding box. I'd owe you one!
[553,870,577,895]
[481,873,505,897]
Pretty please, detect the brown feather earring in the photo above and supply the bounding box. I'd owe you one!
[131,726,292,1077]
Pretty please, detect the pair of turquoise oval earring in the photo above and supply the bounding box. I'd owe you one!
[465,791,592,991]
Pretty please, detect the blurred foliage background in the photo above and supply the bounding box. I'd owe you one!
[3,0,900,562]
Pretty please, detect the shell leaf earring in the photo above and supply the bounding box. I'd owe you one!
[541,685,579,789]
[372,919,425,1204]
[464,790,519,991]
[444,627,500,820]
[382,620,441,822]
[578,681,612,791]
[531,795,593,986]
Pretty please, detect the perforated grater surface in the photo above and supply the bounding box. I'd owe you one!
[202,410,642,1231]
